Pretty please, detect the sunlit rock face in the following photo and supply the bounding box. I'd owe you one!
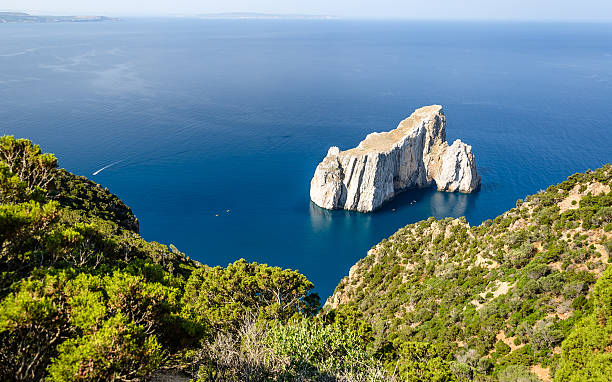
[309,105,480,212]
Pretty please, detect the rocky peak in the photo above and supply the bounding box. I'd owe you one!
[310,105,480,212]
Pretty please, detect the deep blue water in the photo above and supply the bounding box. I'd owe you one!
[1,19,611,299]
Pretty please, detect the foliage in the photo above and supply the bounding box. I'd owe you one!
[328,164,612,381]
[0,136,56,203]
[1,136,610,381]
[497,365,539,382]
[49,169,139,232]
[182,259,319,334]
[554,265,612,381]
[0,137,321,381]
[47,314,163,381]
[320,304,374,345]
[194,318,387,382]
[0,272,70,381]
[394,342,457,382]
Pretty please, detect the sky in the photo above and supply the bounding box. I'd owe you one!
[2,0,612,21]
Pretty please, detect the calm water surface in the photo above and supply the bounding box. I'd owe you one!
[1,19,611,298]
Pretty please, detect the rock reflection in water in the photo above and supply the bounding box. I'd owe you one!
[430,191,469,218]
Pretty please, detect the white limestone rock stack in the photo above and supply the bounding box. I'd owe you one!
[309,105,480,212]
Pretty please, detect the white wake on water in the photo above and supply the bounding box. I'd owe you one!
[92,160,123,176]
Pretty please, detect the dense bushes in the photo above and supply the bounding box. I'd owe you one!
[47,313,163,381]
[1,136,610,381]
[181,260,319,334]
[0,267,186,380]
[194,318,387,382]
[329,164,612,381]
[0,136,56,203]
[0,137,324,381]
[554,266,612,381]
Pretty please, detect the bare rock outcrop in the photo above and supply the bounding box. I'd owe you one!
[309,105,480,212]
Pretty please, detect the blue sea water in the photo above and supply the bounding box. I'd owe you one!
[1,19,611,299]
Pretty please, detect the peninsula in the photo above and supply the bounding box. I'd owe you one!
[0,12,116,23]
[196,12,336,20]
[310,105,480,212]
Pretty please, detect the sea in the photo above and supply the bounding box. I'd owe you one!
[1,19,611,299]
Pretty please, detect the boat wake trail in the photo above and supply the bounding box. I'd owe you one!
[92,160,123,176]
[90,148,191,176]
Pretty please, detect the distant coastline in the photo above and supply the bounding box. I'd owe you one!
[0,12,118,23]
[196,12,337,20]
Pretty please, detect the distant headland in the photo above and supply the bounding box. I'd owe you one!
[0,12,117,23]
[196,12,337,20]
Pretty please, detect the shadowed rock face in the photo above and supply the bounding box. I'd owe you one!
[309,105,480,212]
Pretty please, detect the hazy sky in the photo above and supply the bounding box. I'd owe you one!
[3,0,612,21]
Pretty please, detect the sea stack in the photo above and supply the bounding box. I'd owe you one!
[309,105,480,212]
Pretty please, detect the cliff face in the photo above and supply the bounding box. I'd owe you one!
[310,105,480,212]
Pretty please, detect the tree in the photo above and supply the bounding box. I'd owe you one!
[181,259,319,333]
[395,342,457,382]
[321,304,374,344]
[0,273,70,381]
[0,136,57,201]
[554,266,612,381]
[47,313,163,381]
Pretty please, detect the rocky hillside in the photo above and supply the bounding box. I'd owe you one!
[326,164,611,381]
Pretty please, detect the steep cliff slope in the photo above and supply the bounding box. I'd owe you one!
[310,105,480,212]
[326,165,611,381]
[0,137,323,381]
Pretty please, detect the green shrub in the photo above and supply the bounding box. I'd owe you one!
[495,341,511,356]
[497,365,539,382]
[181,260,319,334]
[47,314,163,381]
[195,318,386,382]
[555,266,612,381]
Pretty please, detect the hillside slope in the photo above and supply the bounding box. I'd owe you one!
[0,137,326,381]
[327,164,611,381]
[1,135,609,381]
[0,136,386,382]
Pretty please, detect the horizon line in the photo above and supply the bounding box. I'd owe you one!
[2,10,612,23]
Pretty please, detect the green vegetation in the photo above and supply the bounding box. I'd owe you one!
[554,265,612,381]
[0,136,345,381]
[0,135,610,381]
[194,317,385,381]
[327,164,612,381]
